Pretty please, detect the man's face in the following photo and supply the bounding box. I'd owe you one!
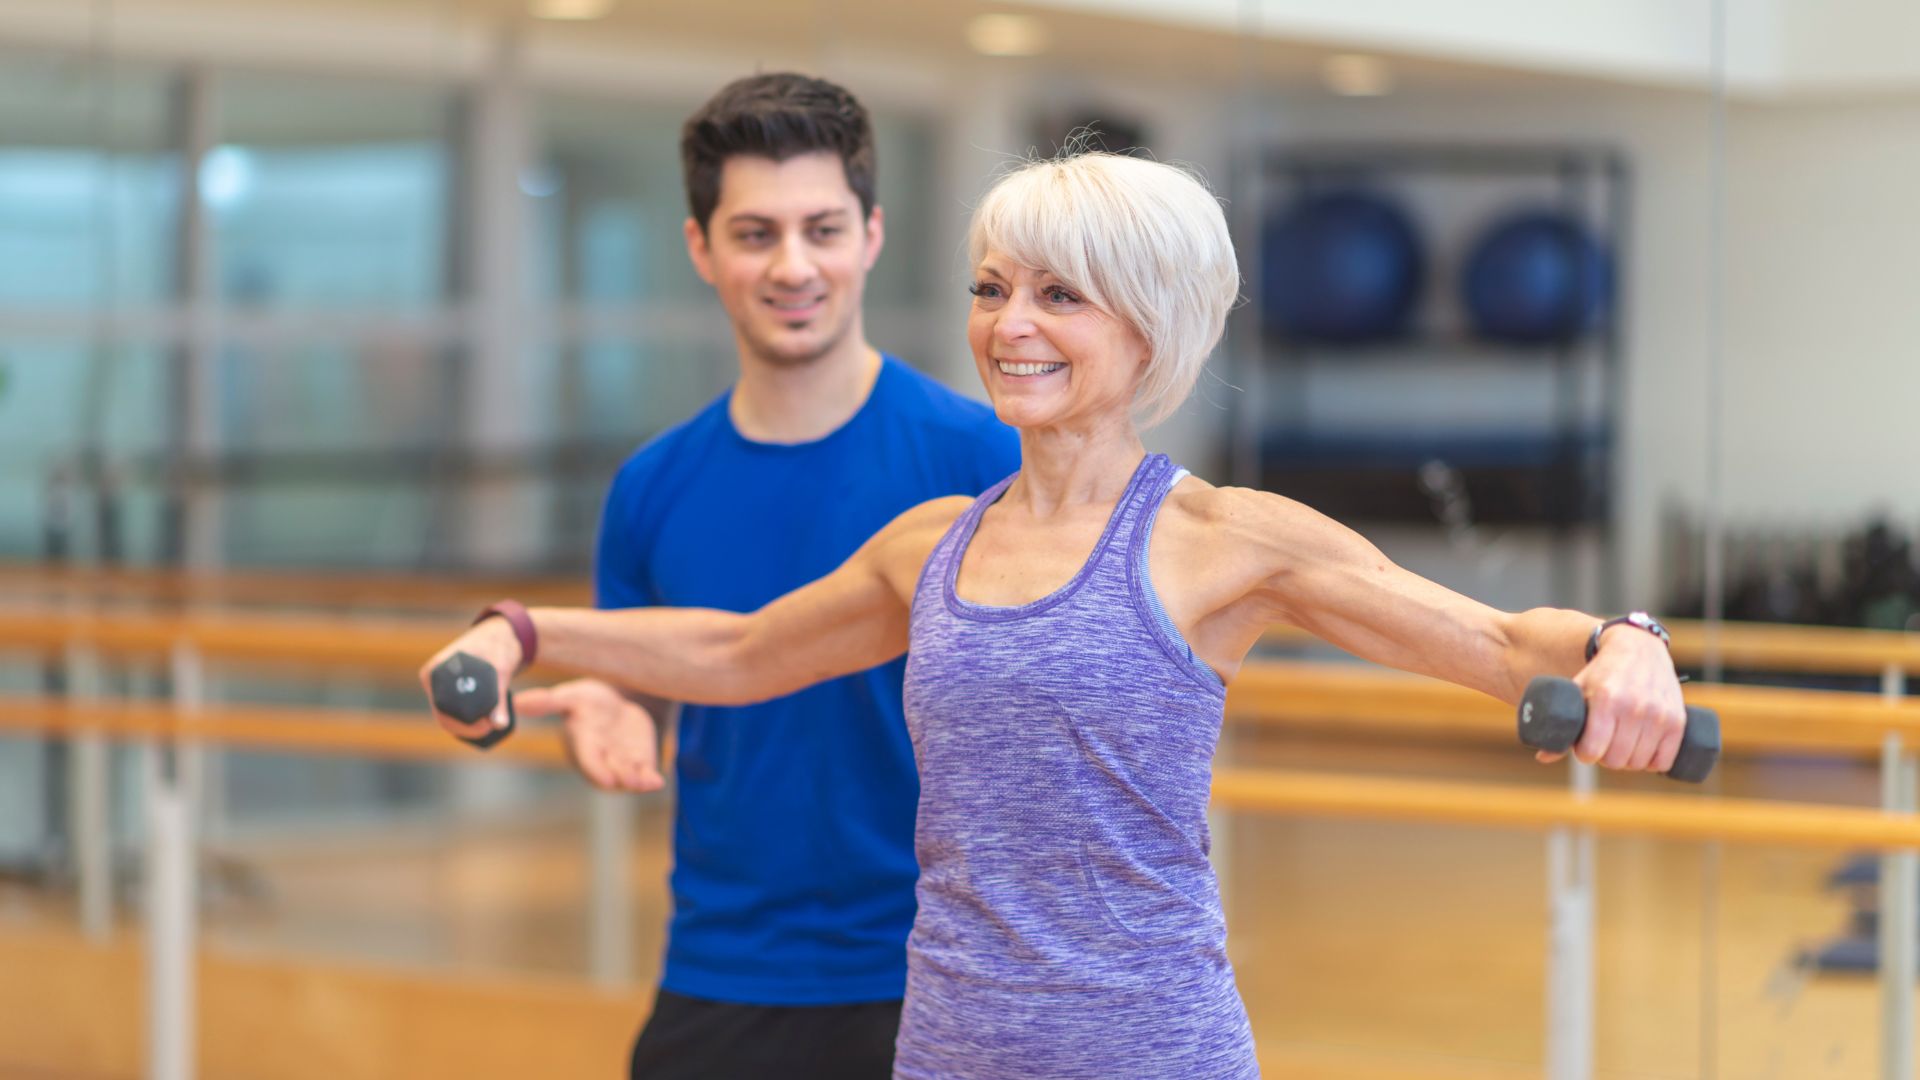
[685,152,884,367]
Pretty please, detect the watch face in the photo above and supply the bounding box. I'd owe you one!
[1628,611,1670,641]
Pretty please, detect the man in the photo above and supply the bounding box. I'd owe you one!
[509,73,1019,1079]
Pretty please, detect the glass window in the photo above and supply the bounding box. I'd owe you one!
[531,93,714,308]
[0,342,170,559]
[210,71,453,310]
[866,110,937,310]
[0,52,177,308]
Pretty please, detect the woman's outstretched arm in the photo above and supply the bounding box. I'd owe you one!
[420,496,968,742]
[1196,485,1685,773]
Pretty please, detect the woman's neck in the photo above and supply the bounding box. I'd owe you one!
[1010,417,1146,517]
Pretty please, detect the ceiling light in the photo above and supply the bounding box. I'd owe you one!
[967,14,1050,57]
[1322,53,1395,97]
[531,0,614,20]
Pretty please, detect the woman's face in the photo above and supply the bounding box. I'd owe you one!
[967,250,1149,434]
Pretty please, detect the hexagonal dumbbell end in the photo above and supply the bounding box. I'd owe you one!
[1517,676,1588,758]
[429,650,515,751]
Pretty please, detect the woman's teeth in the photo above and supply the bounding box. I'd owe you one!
[997,361,1064,376]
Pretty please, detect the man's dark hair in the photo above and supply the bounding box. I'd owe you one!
[681,72,877,233]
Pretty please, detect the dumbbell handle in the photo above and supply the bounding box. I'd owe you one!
[428,650,516,751]
[1517,675,1719,783]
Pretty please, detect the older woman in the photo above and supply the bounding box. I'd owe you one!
[424,152,1685,1079]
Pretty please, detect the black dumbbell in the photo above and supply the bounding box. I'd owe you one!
[429,650,515,751]
[1517,675,1719,783]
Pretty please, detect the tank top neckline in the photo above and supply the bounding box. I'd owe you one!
[943,452,1169,623]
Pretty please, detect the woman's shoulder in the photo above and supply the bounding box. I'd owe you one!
[875,494,975,560]
[1161,475,1342,560]
[1165,474,1295,528]
[893,493,976,534]
[869,495,976,596]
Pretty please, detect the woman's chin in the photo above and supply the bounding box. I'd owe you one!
[991,401,1055,431]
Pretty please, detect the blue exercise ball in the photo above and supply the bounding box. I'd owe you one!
[1261,191,1425,344]
[1461,211,1612,345]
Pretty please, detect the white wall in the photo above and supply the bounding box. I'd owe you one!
[1719,96,1920,523]
[1019,0,1739,88]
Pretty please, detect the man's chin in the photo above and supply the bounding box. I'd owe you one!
[748,326,842,368]
[753,342,830,368]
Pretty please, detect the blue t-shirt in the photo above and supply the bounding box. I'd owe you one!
[594,355,1020,1005]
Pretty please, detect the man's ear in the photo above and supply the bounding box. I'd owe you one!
[684,217,717,285]
[861,204,885,272]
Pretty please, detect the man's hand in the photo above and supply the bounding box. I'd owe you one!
[518,678,666,793]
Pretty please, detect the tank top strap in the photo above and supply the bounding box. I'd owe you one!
[1086,453,1175,577]
[1122,458,1189,566]
[920,470,1018,602]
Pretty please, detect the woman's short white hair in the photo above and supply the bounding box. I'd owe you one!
[967,150,1239,428]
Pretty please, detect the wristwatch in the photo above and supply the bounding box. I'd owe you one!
[1586,611,1670,662]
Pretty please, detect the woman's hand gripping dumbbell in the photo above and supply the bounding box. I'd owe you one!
[1517,675,1720,782]
[420,604,530,751]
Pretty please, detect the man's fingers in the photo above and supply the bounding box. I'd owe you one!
[514,686,562,718]
[579,744,620,790]
[623,756,665,792]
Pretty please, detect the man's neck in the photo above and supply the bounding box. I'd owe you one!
[729,335,884,444]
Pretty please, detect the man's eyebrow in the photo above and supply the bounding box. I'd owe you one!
[722,208,851,227]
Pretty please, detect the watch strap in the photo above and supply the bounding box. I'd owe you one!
[474,599,537,672]
[1586,612,1670,662]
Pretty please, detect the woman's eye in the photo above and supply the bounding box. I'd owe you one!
[1045,287,1079,304]
[968,282,1002,299]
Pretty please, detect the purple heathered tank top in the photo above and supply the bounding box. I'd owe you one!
[894,453,1259,1079]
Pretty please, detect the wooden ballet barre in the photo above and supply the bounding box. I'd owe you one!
[0,607,454,669]
[1263,619,1920,676]
[5,605,1920,755]
[0,695,570,768]
[1209,766,1920,850]
[1665,620,1920,674]
[5,567,1917,675]
[7,694,1918,851]
[0,562,589,610]
[1227,659,1920,753]
[6,560,1917,673]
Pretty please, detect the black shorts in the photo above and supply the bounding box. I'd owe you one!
[628,988,903,1080]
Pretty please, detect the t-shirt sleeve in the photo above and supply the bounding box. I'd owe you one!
[593,458,656,611]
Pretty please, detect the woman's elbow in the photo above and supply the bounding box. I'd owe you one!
[702,610,811,706]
